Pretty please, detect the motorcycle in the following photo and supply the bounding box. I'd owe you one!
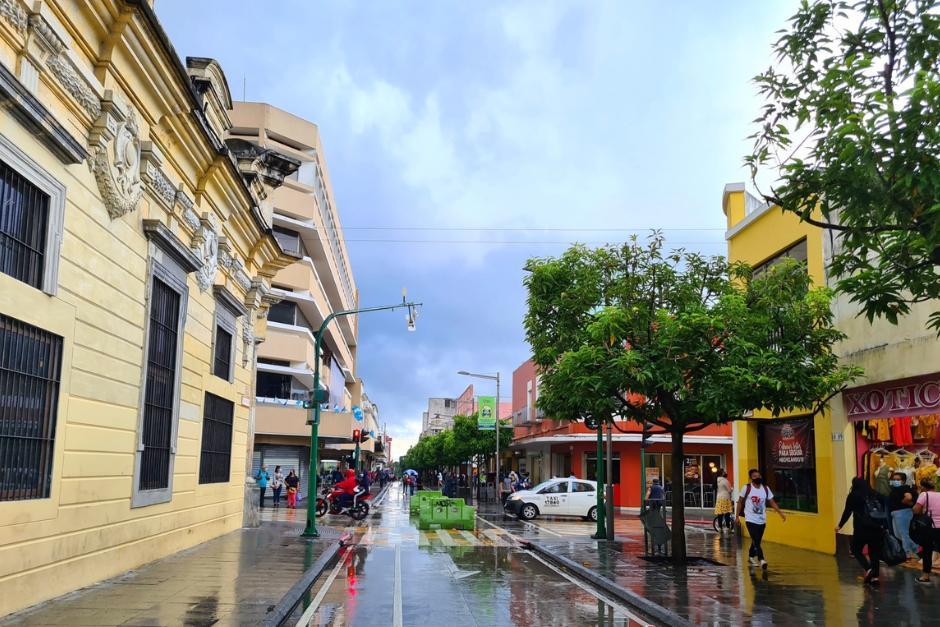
[316,485,370,520]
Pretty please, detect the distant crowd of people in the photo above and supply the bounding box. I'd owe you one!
[253,465,394,509]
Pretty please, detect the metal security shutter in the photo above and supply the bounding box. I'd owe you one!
[251,450,262,479]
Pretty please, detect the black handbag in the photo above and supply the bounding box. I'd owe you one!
[910,492,935,547]
[881,531,906,566]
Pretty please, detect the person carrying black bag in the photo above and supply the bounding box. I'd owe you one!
[912,477,940,583]
[836,477,887,585]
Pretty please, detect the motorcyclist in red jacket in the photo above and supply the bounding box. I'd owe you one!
[330,469,358,508]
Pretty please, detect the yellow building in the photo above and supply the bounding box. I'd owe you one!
[0,0,295,615]
[722,183,848,554]
[227,103,380,480]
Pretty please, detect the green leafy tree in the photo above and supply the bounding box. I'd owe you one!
[524,235,860,562]
[748,0,940,330]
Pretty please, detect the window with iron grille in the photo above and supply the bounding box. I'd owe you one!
[199,393,233,484]
[0,313,62,502]
[139,277,182,492]
[213,325,232,380]
[0,160,49,290]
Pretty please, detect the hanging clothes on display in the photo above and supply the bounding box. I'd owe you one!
[869,418,892,442]
[892,417,914,447]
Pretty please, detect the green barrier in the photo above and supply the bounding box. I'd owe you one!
[409,490,443,515]
[416,497,476,530]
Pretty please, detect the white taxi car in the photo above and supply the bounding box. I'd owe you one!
[504,477,598,521]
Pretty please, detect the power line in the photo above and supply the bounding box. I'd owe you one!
[335,238,726,245]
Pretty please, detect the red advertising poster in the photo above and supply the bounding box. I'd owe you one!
[765,419,814,468]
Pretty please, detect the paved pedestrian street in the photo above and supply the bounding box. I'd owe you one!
[286,487,650,626]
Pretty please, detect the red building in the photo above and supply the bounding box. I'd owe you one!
[507,359,734,510]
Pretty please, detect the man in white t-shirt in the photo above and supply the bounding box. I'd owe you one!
[736,468,786,569]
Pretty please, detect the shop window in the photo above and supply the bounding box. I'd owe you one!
[0,136,66,295]
[199,393,234,484]
[584,453,621,484]
[0,313,62,501]
[758,416,818,513]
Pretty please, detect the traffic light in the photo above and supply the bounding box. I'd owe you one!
[353,429,361,442]
[359,430,370,443]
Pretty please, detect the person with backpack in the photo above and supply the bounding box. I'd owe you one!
[912,477,940,583]
[736,468,786,569]
[836,477,887,584]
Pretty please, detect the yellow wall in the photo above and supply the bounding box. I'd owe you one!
[724,184,849,554]
[0,0,288,615]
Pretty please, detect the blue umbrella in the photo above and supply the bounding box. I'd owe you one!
[404,469,418,476]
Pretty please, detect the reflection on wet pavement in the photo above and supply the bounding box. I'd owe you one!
[295,487,650,626]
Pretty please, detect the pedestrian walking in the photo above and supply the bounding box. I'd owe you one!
[736,468,786,569]
[285,470,300,508]
[888,472,919,559]
[646,478,665,513]
[715,469,734,531]
[271,466,284,509]
[913,477,940,583]
[836,477,887,585]
[255,465,270,509]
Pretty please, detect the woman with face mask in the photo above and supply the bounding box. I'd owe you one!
[888,471,918,559]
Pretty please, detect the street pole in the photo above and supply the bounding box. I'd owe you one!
[354,440,360,474]
[302,297,421,538]
[592,419,606,539]
[495,372,501,493]
[605,421,614,541]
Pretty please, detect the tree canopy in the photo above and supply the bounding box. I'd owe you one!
[748,0,940,331]
[399,414,512,473]
[524,234,860,560]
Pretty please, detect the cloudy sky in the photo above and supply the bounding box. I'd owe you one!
[156,1,795,459]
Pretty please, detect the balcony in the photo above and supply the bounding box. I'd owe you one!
[512,407,529,427]
[266,290,354,373]
[255,399,358,444]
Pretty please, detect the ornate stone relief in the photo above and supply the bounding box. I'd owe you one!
[0,0,27,33]
[89,91,142,219]
[140,143,176,211]
[191,215,218,292]
[27,12,101,119]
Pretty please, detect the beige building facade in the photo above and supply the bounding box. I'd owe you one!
[0,0,295,615]
[228,103,368,483]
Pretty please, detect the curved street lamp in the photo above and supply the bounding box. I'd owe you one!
[302,292,422,538]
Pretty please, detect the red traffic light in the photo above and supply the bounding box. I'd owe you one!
[353,429,360,441]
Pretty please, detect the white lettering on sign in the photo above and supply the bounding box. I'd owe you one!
[831,432,844,442]
[844,374,940,420]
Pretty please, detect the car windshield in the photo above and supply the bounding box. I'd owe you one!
[531,480,562,493]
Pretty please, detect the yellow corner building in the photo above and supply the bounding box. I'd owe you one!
[0,0,297,615]
[722,183,853,555]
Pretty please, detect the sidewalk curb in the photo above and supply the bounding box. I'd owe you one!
[523,541,694,627]
[262,536,347,627]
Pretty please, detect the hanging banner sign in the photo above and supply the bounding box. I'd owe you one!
[478,396,496,430]
[765,419,814,468]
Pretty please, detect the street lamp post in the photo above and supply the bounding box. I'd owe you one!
[302,295,421,538]
[457,370,501,500]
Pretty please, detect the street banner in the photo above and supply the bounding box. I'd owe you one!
[765,419,814,468]
[478,395,496,430]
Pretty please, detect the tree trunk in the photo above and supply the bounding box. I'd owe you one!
[670,429,687,562]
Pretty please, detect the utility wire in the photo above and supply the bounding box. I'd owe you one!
[339,226,725,232]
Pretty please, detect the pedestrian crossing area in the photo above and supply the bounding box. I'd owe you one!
[345,525,517,548]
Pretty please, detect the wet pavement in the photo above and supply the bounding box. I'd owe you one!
[0,505,342,626]
[290,486,650,626]
[476,502,940,626]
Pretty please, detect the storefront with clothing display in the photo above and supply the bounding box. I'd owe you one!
[850,372,940,495]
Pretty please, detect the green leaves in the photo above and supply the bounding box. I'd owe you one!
[525,236,860,430]
[749,0,940,332]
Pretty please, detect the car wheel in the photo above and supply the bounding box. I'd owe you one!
[588,506,598,521]
[519,503,539,521]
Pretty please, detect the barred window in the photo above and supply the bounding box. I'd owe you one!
[213,325,232,380]
[199,393,233,484]
[0,160,49,290]
[139,277,182,492]
[0,313,62,501]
